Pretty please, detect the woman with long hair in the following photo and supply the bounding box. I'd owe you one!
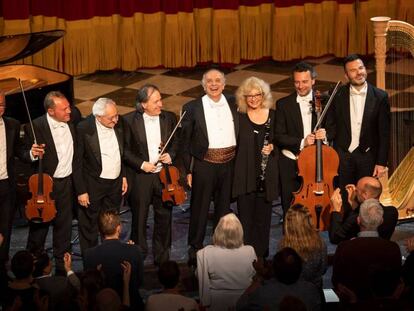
[279,204,327,289]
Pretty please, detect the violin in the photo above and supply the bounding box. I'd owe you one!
[18,79,57,223]
[157,111,187,207]
[159,164,187,206]
[292,87,340,230]
[25,153,57,223]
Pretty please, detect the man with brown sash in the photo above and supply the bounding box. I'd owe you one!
[181,69,239,265]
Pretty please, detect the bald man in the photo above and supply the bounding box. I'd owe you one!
[329,176,398,244]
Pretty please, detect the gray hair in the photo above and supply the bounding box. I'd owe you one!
[212,213,244,249]
[135,84,160,113]
[201,69,226,89]
[92,98,116,116]
[359,198,384,231]
[236,76,274,113]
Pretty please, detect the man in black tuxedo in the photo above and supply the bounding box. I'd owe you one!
[181,69,239,264]
[0,90,26,272]
[275,62,326,214]
[124,84,178,265]
[329,176,398,244]
[84,209,144,309]
[326,54,391,195]
[26,91,75,275]
[73,98,128,256]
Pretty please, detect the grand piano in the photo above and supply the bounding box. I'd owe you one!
[0,30,74,123]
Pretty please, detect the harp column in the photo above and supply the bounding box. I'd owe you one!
[371,16,390,90]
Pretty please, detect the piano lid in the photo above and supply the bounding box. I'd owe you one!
[0,30,65,65]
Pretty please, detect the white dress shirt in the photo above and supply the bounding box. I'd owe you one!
[297,91,313,150]
[0,117,8,180]
[202,94,236,148]
[96,119,121,179]
[46,114,73,178]
[143,113,162,173]
[348,83,367,152]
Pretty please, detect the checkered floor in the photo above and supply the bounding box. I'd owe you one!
[73,55,414,118]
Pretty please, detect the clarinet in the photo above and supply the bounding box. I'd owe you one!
[257,117,271,192]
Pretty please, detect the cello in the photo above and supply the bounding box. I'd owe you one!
[19,79,57,223]
[292,84,340,230]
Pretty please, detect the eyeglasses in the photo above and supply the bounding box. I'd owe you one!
[101,114,119,122]
[244,93,263,100]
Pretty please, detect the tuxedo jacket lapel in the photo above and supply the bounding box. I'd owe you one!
[360,85,375,141]
[86,118,102,166]
[195,101,208,141]
[342,87,352,137]
[133,112,149,160]
[114,123,124,156]
[291,96,304,137]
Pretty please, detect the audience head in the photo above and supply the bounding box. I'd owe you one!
[32,249,52,278]
[213,213,244,249]
[96,288,121,311]
[44,91,71,122]
[292,62,316,97]
[158,260,180,289]
[358,198,384,231]
[281,204,324,261]
[273,247,302,285]
[98,209,121,239]
[202,69,226,102]
[93,98,118,128]
[11,250,34,280]
[135,84,162,116]
[343,54,367,88]
[80,269,105,310]
[356,176,382,202]
[236,76,273,113]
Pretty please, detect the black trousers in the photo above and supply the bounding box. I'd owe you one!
[26,176,73,275]
[278,155,300,214]
[129,173,171,265]
[188,159,233,253]
[237,192,272,258]
[78,175,122,256]
[0,179,15,266]
[336,147,375,215]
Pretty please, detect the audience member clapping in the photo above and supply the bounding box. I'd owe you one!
[197,213,256,310]
[236,247,321,310]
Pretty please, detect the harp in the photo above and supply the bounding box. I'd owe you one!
[371,17,414,220]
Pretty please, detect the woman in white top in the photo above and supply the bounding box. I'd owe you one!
[196,213,257,311]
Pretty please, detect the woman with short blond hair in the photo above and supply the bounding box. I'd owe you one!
[233,76,279,260]
[197,213,256,310]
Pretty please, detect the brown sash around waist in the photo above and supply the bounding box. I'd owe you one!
[204,146,236,164]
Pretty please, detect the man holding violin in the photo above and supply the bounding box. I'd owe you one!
[275,62,327,214]
[124,84,178,266]
[26,91,75,276]
[72,98,128,257]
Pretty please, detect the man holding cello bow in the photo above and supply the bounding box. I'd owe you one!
[275,62,328,215]
[124,84,179,266]
[26,91,75,276]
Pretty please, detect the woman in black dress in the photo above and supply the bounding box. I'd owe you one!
[233,76,279,259]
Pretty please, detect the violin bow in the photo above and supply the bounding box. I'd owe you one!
[313,80,341,132]
[18,79,38,145]
[154,110,187,163]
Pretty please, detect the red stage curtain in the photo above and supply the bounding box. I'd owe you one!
[0,0,411,75]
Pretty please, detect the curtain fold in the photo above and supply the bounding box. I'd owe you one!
[0,0,411,75]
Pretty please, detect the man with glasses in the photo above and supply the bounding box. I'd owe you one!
[275,62,326,214]
[73,98,128,256]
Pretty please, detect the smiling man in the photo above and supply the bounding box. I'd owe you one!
[73,98,128,257]
[275,62,326,214]
[181,69,239,266]
[124,84,179,266]
[326,54,391,214]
